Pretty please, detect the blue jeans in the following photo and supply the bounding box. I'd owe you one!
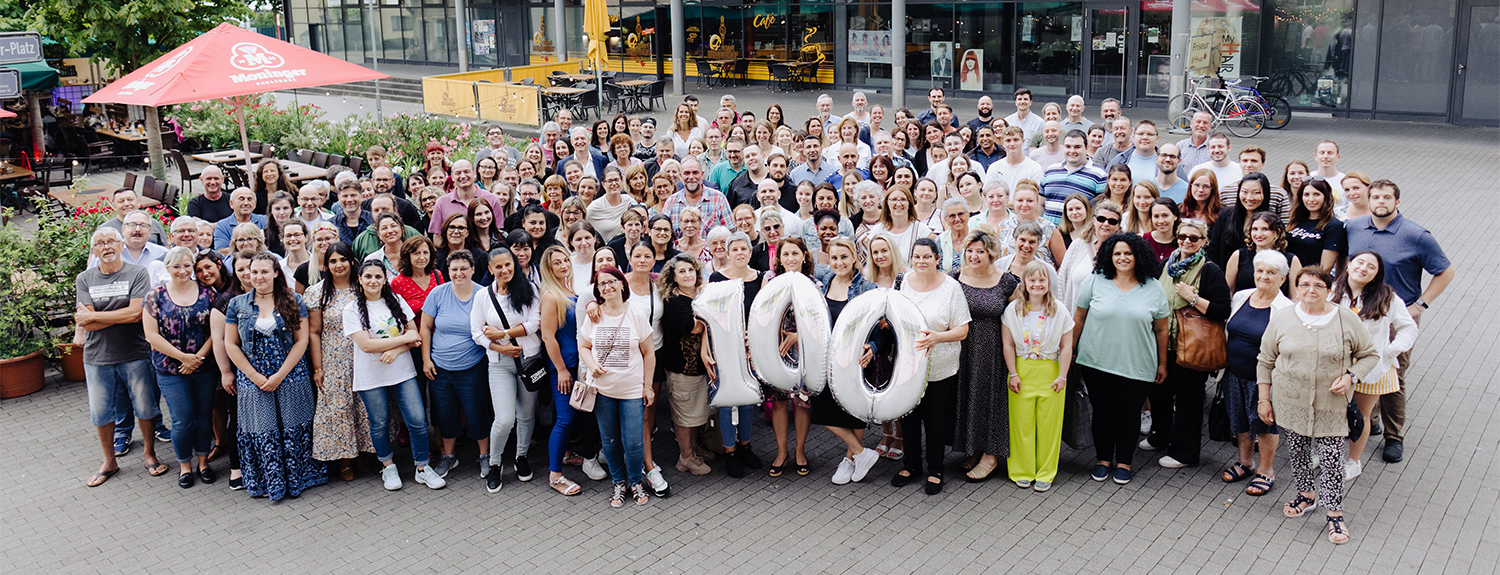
[718,406,755,448]
[548,367,579,473]
[594,394,645,486]
[358,378,432,467]
[85,359,161,428]
[113,373,167,441]
[156,371,216,463]
[429,360,491,441]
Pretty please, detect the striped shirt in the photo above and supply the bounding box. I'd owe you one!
[1038,162,1108,224]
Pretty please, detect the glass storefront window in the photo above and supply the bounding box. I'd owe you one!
[1014,2,1081,98]
[956,2,1012,93]
[1261,1,1352,109]
[904,4,955,91]
[1374,0,1455,114]
[846,4,891,87]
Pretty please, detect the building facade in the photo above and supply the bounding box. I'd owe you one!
[284,0,1498,125]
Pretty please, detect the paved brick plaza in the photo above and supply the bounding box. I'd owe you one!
[1,93,1496,573]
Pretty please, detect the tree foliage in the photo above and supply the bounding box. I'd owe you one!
[29,0,251,177]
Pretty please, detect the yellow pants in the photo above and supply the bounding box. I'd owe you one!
[1007,358,1065,483]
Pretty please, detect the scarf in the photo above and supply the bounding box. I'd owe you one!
[1160,248,1207,347]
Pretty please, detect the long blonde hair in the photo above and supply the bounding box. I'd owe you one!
[1010,259,1057,316]
[536,245,575,321]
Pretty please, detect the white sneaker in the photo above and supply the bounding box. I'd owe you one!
[646,465,670,497]
[414,466,447,490]
[831,457,855,485]
[1344,458,1363,482]
[582,453,608,481]
[381,463,402,491]
[1140,412,1153,435]
[1138,437,1161,451]
[1033,481,1053,492]
[850,448,880,482]
[1158,455,1189,469]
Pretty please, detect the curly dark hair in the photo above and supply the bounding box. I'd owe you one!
[354,260,409,332]
[1092,232,1160,283]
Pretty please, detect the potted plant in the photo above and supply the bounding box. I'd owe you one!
[26,195,114,384]
[0,208,67,397]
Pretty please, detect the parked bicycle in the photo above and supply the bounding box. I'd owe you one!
[1203,76,1292,130]
[1169,75,1267,138]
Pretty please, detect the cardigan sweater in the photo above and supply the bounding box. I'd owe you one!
[1256,305,1379,438]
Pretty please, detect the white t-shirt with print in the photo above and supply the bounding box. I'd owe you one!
[343,297,417,391]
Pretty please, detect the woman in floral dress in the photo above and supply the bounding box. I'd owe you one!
[305,242,375,480]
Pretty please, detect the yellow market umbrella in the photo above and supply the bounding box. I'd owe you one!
[584,0,611,111]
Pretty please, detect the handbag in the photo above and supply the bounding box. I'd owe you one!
[1208,380,1233,442]
[1346,400,1364,441]
[569,379,597,412]
[1060,374,1094,451]
[487,285,550,392]
[1174,306,1227,372]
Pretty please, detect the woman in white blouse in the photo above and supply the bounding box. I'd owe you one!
[872,187,933,261]
[1331,251,1417,481]
[470,246,542,493]
[893,238,972,495]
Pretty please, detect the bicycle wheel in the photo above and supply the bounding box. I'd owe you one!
[1166,95,1196,131]
[1264,95,1292,129]
[1221,98,1266,138]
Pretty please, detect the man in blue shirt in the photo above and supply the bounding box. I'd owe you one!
[789,134,838,187]
[1345,179,1455,464]
[212,188,269,253]
[1153,143,1188,202]
[1038,130,1107,223]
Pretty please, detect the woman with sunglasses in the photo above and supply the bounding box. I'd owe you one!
[1139,219,1230,469]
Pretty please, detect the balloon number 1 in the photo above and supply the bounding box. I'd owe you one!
[696,278,929,424]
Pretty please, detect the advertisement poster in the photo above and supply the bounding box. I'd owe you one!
[1190,16,1242,79]
[472,19,495,56]
[930,41,953,78]
[1146,54,1172,96]
[848,30,892,64]
[959,49,983,91]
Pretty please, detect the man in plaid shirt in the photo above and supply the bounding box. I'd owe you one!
[662,157,733,238]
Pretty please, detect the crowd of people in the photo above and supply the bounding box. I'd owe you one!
[75,88,1454,540]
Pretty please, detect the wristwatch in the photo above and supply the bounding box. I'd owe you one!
[1415,299,1430,309]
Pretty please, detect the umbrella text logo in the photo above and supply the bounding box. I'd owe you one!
[227,42,307,85]
[146,47,194,78]
[229,43,286,71]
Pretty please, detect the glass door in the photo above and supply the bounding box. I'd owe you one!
[1085,5,1130,102]
[1452,1,1500,125]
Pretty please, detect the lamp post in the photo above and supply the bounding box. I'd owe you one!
[366,0,383,123]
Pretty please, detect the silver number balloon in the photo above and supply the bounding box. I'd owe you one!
[692,280,763,408]
[745,273,832,395]
[827,288,930,424]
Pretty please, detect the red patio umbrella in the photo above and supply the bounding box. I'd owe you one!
[84,23,389,169]
[0,109,14,118]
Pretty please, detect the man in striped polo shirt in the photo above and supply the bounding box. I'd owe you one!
[1038,130,1108,224]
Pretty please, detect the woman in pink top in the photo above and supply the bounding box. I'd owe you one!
[579,266,657,508]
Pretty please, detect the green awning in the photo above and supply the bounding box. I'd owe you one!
[7,61,60,91]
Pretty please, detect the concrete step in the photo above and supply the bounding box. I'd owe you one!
[298,78,426,105]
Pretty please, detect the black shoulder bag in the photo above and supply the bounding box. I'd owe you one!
[488,286,550,392]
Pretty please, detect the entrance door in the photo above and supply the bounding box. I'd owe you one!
[1452,1,1500,125]
[1085,5,1131,103]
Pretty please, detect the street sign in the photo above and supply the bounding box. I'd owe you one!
[0,32,43,66]
[0,68,19,99]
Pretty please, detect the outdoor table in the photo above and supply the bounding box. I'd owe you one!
[95,128,149,142]
[541,86,589,118]
[49,187,159,209]
[614,79,652,112]
[193,150,264,165]
[563,73,597,82]
[0,162,33,182]
[279,159,326,182]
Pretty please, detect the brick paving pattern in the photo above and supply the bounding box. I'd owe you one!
[2,90,1496,573]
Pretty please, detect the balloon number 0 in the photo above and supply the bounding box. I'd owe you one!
[696,278,929,424]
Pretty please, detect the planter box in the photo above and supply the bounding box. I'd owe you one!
[58,343,87,382]
[0,351,46,399]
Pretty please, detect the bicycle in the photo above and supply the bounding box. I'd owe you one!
[1209,76,1292,130]
[1168,75,1267,138]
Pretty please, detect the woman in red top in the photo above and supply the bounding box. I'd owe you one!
[392,236,446,318]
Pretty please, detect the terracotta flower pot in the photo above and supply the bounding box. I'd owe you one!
[0,351,46,399]
[58,343,87,382]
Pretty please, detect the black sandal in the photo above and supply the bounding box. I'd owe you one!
[924,473,944,495]
[1245,474,1275,496]
[1221,462,1253,483]
[794,461,810,476]
[1283,493,1318,518]
[1326,515,1350,544]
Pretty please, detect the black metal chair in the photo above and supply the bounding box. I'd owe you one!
[640,74,658,82]
[16,158,72,214]
[603,82,631,113]
[223,165,250,189]
[520,77,536,85]
[768,63,793,92]
[731,59,750,86]
[796,61,821,91]
[574,84,598,120]
[647,80,666,111]
[248,140,263,155]
[167,149,201,195]
[695,60,720,88]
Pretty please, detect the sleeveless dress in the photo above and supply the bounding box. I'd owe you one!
[953,271,1018,456]
[305,282,375,461]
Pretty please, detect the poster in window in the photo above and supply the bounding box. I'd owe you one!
[1190,16,1242,79]
[848,30,892,64]
[1146,55,1172,96]
[930,42,953,78]
[473,20,495,56]
[959,49,983,91]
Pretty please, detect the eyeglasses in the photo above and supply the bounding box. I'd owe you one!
[1158,153,1180,160]
[448,225,469,231]
[1176,234,1204,242]
[1296,282,1328,290]
[1095,215,1121,225]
